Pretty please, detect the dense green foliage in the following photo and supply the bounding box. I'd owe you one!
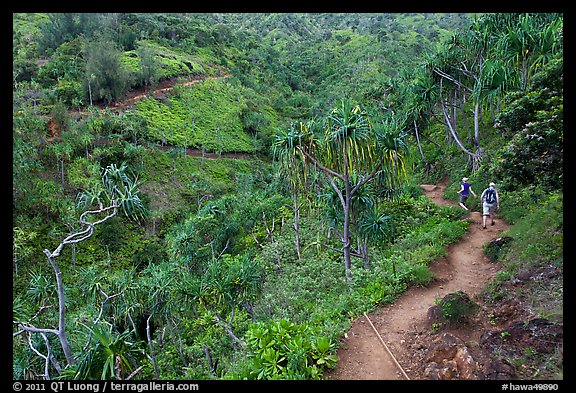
[134,78,260,152]
[491,56,563,192]
[13,12,562,381]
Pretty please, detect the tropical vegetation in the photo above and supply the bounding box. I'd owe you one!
[13,12,562,381]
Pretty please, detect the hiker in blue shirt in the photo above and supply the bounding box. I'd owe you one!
[480,182,500,229]
[457,177,477,211]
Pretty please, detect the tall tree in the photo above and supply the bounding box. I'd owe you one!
[137,44,160,92]
[288,99,407,284]
[428,34,483,171]
[83,38,130,105]
[273,121,316,260]
[496,13,563,90]
[424,13,563,172]
[393,67,438,173]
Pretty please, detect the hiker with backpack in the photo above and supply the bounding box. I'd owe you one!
[457,177,477,211]
[480,182,500,229]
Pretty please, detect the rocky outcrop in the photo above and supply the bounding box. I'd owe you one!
[424,332,479,380]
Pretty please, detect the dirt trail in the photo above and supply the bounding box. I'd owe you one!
[326,179,510,380]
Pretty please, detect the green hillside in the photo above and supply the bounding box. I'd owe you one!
[13,12,562,381]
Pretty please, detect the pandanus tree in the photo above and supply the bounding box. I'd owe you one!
[200,254,262,348]
[497,13,563,91]
[273,120,321,261]
[320,176,387,270]
[286,99,407,284]
[14,162,146,377]
[426,35,483,171]
[66,267,147,380]
[424,13,562,173]
[426,14,504,172]
[396,67,438,173]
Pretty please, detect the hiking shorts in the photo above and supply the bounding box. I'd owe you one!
[482,201,496,216]
[459,194,469,204]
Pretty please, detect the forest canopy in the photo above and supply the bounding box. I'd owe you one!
[13,12,562,381]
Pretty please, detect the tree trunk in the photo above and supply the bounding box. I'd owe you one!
[45,251,75,365]
[203,345,218,377]
[71,243,76,269]
[213,312,244,350]
[293,190,302,261]
[361,237,370,269]
[274,241,281,271]
[165,316,186,366]
[490,101,495,123]
[451,89,458,135]
[147,314,160,379]
[60,159,65,188]
[343,180,352,285]
[473,101,481,149]
[440,91,476,160]
[472,101,483,172]
[473,145,483,173]
[459,91,471,142]
[413,120,429,169]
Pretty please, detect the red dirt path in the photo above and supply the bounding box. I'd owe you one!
[326,180,509,380]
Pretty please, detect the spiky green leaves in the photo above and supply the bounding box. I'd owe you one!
[76,162,147,221]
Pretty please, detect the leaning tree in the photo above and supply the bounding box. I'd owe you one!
[14,162,146,379]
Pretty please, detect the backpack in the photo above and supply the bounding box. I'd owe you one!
[485,188,496,204]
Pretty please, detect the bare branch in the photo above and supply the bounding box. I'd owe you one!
[299,148,345,181]
[216,239,230,260]
[30,305,54,321]
[213,313,245,350]
[433,67,472,92]
[251,231,262,248]
[125,366,144,380]
[322,244,364,259]
[18,322,59,336]
[49,204,118,257]
[350,158,384,196]
[327,226,344,243]
[147,312,160,379]
[27,331,49,379]
[83,288,126,352]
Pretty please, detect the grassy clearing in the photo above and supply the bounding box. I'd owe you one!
[135,78,256,152]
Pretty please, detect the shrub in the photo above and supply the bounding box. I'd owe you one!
[227,319,337,380]
[439,291,479,323]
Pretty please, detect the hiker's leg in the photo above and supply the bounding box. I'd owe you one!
[482,203,489,228]
[459,196,468,210]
